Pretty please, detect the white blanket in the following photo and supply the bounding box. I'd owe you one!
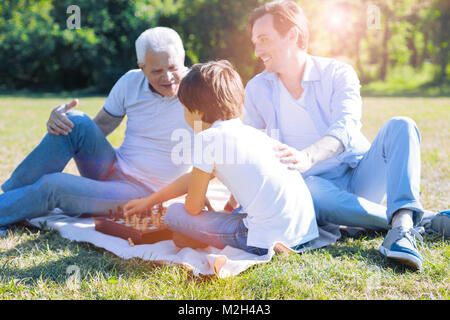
[27,181,340,277]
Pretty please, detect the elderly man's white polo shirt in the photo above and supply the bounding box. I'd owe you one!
[103,69,193,192]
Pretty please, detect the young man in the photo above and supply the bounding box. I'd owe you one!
[124,60,319,255]
[0,27,193,233]
[243,0,448,269]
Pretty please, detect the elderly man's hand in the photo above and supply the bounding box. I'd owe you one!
[275,144,313,173]
[46,99,78,135]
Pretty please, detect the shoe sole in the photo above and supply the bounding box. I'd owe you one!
[379,245,422,270]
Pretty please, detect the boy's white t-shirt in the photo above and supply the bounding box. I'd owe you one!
[103,69,193,192]
[193,118,319,249]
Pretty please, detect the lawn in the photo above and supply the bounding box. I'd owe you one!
[0,94,448,300]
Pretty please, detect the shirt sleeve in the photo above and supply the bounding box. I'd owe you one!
[192,131,215,174]
[243,82,266,130]
[324,63,363,152]
[103,73,127,117]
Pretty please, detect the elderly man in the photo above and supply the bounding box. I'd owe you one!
[0,27,193,232]
[242,0,448,269]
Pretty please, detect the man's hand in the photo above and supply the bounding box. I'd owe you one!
[47,99,78,135]
[275,144,313,173]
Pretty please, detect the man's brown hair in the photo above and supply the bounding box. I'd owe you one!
[178,60,244,123]
[249,0,309,50]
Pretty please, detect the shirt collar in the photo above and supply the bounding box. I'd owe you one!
[210,117,242,129]
[302,54,320,82]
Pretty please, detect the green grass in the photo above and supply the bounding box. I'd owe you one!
[0,95,449,300]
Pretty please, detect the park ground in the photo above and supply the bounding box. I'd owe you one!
[0,94,448,299]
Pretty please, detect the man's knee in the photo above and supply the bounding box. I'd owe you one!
[66,110,97,134]
[34,173,66,194]
[385,116,421,142]
[66,110,89,123]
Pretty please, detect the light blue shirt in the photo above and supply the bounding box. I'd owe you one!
[243,54,371,179]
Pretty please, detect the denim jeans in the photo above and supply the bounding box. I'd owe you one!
[165,203,309,256]
[0,110,151,227]
[305,117,424,230]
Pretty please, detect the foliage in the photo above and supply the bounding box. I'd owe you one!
[0,0,448,91]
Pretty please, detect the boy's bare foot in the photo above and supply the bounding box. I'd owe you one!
[274,242,294,254]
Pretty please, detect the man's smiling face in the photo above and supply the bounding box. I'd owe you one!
[139,46,185,97]
[251,13,294,75]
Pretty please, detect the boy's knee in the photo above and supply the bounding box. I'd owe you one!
[165,203,187,226]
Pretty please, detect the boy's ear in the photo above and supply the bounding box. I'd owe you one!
[137,62,144,70]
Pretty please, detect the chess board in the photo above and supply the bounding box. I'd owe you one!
[94,204,172,246]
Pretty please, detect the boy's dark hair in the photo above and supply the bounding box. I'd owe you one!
[249,0,309,50]
[178,60,244,123]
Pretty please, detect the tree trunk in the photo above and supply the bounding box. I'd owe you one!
[379,14,390,81]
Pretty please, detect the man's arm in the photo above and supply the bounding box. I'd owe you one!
[304,135,345,166]
[276,135,344,172]
[277,63,361,172]
[93,108,124,137]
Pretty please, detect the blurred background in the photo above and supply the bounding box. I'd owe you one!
[0,0,448,96]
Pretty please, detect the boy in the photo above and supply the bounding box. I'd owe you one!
[124,60,318,255]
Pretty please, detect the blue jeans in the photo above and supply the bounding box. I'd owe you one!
[165,203,308,256]
[0,110,151,227]
[305,117,424,230]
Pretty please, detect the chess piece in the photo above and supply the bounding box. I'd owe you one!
[142,217,148,230]
[151,212,157,227]
[137,215,142,230]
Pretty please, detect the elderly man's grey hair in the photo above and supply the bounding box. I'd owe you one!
[135,27,185,66]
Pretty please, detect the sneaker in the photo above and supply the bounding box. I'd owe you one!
[379,226,423,270]
[430,210,450,238]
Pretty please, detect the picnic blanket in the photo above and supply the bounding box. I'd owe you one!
[27,181,341,278]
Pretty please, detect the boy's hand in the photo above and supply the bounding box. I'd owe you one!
[204,197,215,212]
[223,195,238,213]
[274,144,313,173]
[124,197,153,217]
